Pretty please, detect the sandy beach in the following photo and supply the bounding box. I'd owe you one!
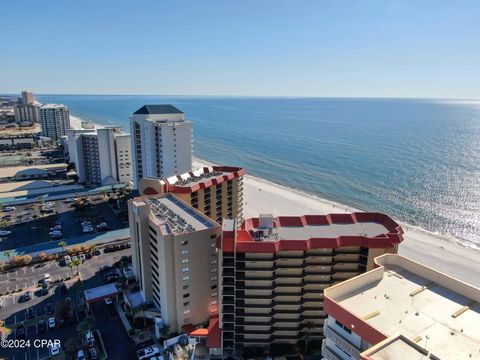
[193,158,480,287]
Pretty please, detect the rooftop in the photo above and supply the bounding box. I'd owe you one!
[40,103,68,109]
[219,213,404,253]
[325,254,480,360]
[145,194,218,235]
[133,104,183,115]
[360,335,439,360]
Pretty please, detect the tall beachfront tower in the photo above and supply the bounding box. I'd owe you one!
[217,213,404,357]
[40,104,71,141]
[130,105,192,189]
[323,254,480,360]
[129,193,221,333]
[138,165,246,225]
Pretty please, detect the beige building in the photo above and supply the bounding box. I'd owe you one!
[217,213,404,356]
[323,253,480,360]
[139,165,246,225]
[129,193,222,333]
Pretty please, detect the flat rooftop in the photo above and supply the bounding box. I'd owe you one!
[328,254,480,360]
[162,166,246,193]
[147,194,217,234]
[361,335,438,360]
[273,222,388,240]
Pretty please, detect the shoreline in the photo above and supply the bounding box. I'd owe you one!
[193,157,480,287]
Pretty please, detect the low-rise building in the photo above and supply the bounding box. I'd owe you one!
[323,253,480,360]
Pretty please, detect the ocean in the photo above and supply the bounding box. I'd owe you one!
[35,95,480,249]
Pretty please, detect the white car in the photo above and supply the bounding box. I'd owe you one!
[137,346,160,360]
[49,343,61,356]
[64,255,71,264]
[50,224,62,231]
[0,230,12,236]
[48,317,56,328]
[44,273,51,282]
[77,349,86,360]
[3,207,15,212]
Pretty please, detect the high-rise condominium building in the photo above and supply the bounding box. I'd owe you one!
[138,166,246,224]
[129,193,221,333]
[14,90,39,123]
[67,126,132,185]
[217,213,404,356]
[40,104,71,141]
[130,105,192,189]
[322,253,480,360]
[22,91,34,105]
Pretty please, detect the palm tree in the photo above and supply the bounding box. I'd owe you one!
[3,250,12,262]
[90,245,97,256]
[101,190,108,199]
[72,258,82,275]
[67,262,75,276]
[58,241,67,253]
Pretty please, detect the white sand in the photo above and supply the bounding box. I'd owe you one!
[194,158,480,287]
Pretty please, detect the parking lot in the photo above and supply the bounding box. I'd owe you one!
[0,196,128,251]
[0,247,136,360]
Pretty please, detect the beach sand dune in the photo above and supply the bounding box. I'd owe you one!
[194,158,480,287]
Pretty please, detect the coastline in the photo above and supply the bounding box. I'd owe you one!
[193,157,480,287]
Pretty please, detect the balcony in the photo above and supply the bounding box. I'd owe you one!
[321,339,344,360]
[324,325,361,359]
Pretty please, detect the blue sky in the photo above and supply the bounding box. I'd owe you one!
[2,0,479,98]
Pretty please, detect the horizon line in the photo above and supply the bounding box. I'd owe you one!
[1,92,480,102]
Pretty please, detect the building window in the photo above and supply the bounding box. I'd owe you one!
[211,259,217,265]
[211,300,217,305]
[211,268,217,273]
[335,320,352,334]
[184,301,190,307]
[182,267,189,272]
[181,240,188,245]
[181,249,188,255]
[183,293,190,298]
[182,258,189,264]
[211,292,217,297]
[182,275,189,281]
[211,276,217,281]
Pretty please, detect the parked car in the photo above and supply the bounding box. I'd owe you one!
[88,347,98,360]
[50,224,62,231]
[27,307,36,320]
[64,198,77,203]
[99,265,113,272]
[60,282,68,293]
[37,319,46,333]
[85,330,95,346]
[44,273,51,283]
[0,230,11,236]
[49,343,61,356]
[48,317,56,329]
[22,290,33,302]
[137,346,160,360]
[76,349,86,360]
[3,206,15,212]
[79,254,86,263]
[41,282,49,295]
[46,303,54,314]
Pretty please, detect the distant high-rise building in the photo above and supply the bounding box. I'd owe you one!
[21,91,35,105]
[138,165,246,224]
[66,126,132,185]
[129,193,221,333]
[323,253,480,360]
[40,104,71,141]
[14,90,39,123]
[130,105,192,189]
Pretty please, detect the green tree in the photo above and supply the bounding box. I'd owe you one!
[72,258,82,275]
[67,261,75,276]
[58,241,67,253]
[3,250,12,261]
[90,245,97,256]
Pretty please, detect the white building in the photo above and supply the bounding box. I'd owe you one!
[67,126,132,186]
[130,105,192,189]
[40,104,71,141]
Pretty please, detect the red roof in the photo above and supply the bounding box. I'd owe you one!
[165,166,246,194]
[218,212,404,253]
